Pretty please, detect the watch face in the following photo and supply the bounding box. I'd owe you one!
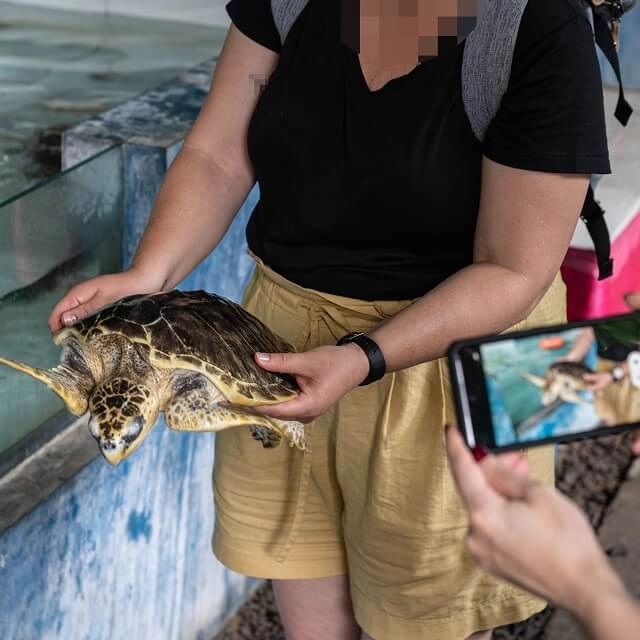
[627,351,640,388]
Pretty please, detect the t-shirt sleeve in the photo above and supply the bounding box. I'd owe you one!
[226,0,282,53]
[482,7,611,175]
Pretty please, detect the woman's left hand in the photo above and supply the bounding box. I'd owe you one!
[251,343,370,423]
[582,371,614,392]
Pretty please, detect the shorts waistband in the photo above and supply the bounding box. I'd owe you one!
[248,251,416,322]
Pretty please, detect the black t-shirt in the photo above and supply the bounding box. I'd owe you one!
[594,322,638,362]
[226,0,610,300]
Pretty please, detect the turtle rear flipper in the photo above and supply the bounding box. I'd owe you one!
[250,421,307,451]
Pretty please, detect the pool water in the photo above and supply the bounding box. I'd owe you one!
[0,252,105,453]
[0,1,226,203]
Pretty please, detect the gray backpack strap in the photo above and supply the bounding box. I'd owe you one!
[463,0,616,280]
[462,0,600,143]
[271,0,310,44]
[461,0,529,143]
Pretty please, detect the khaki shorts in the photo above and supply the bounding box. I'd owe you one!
[594,358,640,426]
[212,257,566,640]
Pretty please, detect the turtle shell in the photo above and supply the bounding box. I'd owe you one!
[53,290,299,405]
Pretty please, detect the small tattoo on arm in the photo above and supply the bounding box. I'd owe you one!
[249,73,268,97]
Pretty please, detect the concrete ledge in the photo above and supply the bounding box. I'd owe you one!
[0,414,95,535]
[62,59,215,170]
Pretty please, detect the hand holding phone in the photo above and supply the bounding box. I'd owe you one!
[448,311,640,452]
[444,424,640,639]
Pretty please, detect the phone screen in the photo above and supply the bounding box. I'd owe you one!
[448,312,640,451]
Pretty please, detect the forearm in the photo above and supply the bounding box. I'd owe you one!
[130,144,254,290]
[573,577,640,640]
[565,328,596,361]
[367,262,550,371]
[367,161,589,370]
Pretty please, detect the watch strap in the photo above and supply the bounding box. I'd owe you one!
[336,332,386,386]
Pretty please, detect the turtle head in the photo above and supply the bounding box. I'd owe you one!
[88,378,160,465]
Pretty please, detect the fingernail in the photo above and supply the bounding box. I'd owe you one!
[471,446,489,462]
[256,353,271,362]
[62,313,77,325]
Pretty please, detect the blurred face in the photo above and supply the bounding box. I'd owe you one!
[341,0,478,62]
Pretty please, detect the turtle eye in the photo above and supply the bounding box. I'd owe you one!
[88,418,101,439]
[123,416,144,442]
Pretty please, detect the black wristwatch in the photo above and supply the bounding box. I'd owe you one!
[336,331,386,386]
[611,365,626,382]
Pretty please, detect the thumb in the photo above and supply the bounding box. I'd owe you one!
[495,450,528,473]
[61,301,98,326]
[255,351,306,375]
[624,292,640,311]
[49,285,100,331]
[481,456,532,500]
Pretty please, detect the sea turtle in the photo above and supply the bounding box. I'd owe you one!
[0,290,306,465]
[521,362,594,406]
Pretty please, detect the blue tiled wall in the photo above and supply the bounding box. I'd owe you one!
[0,171,260,640]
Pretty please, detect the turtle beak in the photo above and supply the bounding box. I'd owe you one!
[99,440,128,466]
[97,416,146,466]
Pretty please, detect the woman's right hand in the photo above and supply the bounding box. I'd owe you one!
[48,267,164,332]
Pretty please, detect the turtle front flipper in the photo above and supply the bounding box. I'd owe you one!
[165,386,307,451]
[520,372,547,388]
[0,356,89,415]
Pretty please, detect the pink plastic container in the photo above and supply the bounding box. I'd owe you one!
[561,88,640,321]
[561,211,640,320]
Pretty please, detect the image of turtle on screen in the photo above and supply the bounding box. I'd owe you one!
[479,315,640,446]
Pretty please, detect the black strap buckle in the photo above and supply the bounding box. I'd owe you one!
[590,0,636,49]
[590,1,634,125]
[581,185,614,280]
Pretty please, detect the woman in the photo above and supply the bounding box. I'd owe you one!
[48,1,612,638]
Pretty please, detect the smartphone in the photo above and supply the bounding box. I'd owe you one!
[447,311,640,452]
